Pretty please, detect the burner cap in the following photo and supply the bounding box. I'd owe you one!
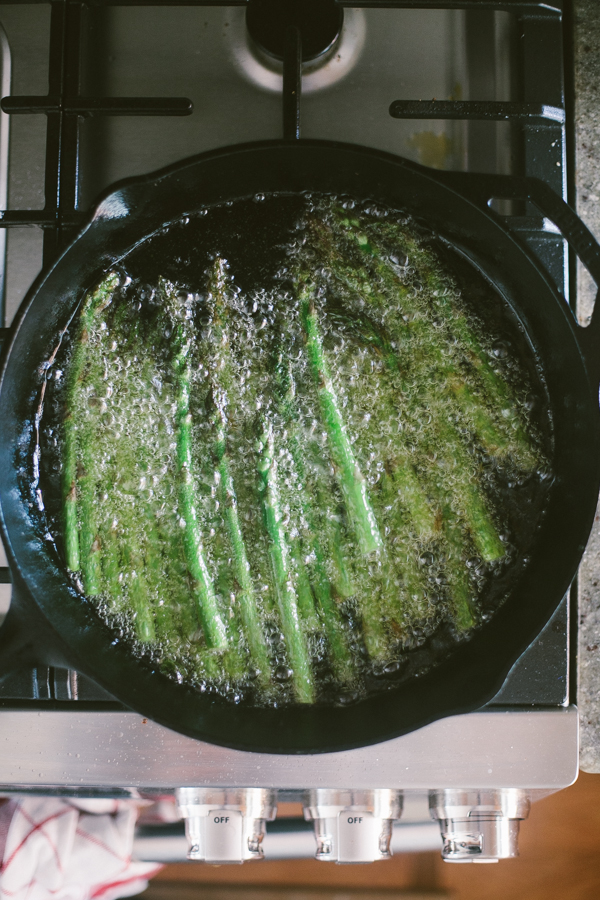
[246,0,344,63]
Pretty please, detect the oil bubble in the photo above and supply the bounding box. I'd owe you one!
[336,691,359,705]
[383,659,403,676]
[274,666,293,683]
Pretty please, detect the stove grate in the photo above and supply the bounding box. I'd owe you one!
[0,0,572,709]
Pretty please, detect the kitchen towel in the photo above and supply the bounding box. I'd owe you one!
[0,797,162,900]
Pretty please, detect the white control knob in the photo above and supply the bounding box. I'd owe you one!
[304,789,402,863]
[429,789,531,863]
[176,787,277,863]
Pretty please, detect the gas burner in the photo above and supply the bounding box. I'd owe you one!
[230,5,366,95]
[246,0,343,62]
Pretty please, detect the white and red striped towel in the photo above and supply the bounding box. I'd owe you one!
[0,798,162,900]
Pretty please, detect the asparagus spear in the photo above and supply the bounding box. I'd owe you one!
[303,300,439,625]
[123,543,156,643]
[272,343,355,672]
[165,282,230,652]
[88,292,131,612]
[98,309,161,642]
[78,436,103,596]
[99,518,123,610]
[329,517,355,599]
[120,297,180,644]
[415,379,505,563]
[272,348,321,629]
[325,307,437,541]
[448,377,511,456]
[290,477,355,676]
[441,505,475,631]
[129,301,213,656]
[299,271,444,651]
[218,448,273,679]
[299,280,383,557]
[257,419,314,704]
[63,273,119,573]
[299,280,407,658]
[75,327,108,599]
[205,260,273,684]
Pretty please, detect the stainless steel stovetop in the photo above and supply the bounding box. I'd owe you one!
[0,0,577,865]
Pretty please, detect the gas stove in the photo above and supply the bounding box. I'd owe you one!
[0,0,578,865]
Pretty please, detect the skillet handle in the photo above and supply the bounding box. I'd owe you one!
[433,171,600,386]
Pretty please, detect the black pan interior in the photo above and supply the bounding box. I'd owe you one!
[0,140,598,753]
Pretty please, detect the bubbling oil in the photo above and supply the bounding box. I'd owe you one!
[34,193,553,707]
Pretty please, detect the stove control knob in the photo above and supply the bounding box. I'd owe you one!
[304,789,403,863]
[429,789,531,863]
[175,787,277,863]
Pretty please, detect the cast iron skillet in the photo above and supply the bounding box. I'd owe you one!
[1,140,600,754]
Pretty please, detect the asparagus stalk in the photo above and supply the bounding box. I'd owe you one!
[129,301,212,656]
[441,505,475,631]
[218,446,273,681]
[299,281,383,557]
[299,275,436,653]
[91,292,131,613]
[206,260,273,683]
[308,445,392,662]
[287,542,319,632]
[74,328,107,599]
[329,517,355,599]
[257,419,314,703]
[328,308,440,543]
[166,283,230,652]
[305,304,437,628]
[100,518,123,610]
[298,280,401,657]
[78,436,103,596]
[289,462,355,675]
[123,543,156,643]
[419,394,505,563]
[112,304,169,643]
[272,344,355,674]
[63,273,119,573]
[273,349,321,628]
[446,377,505,448]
